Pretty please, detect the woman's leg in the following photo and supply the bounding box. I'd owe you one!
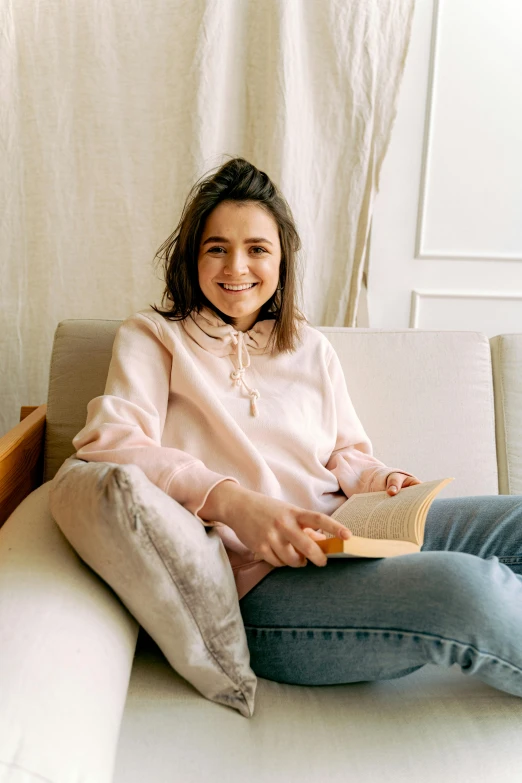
[420,495,522,574]
[239,495,522,697]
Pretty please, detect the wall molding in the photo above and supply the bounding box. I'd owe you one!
[414,0,522,263]
[410,289,522,328]
[415,251,522,262]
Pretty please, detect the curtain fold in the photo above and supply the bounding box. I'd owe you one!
[0,0,414,438]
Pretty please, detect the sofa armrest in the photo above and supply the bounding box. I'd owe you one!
[490,335,522,495]
[0,404,47,527]
[0,481,139,782]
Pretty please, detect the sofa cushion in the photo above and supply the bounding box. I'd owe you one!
[48,456,257,718]
[114,645,522,783]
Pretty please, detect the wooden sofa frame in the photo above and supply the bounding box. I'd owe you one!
[0,405,47,528]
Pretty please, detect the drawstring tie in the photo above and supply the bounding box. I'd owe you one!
[230,331,260,417]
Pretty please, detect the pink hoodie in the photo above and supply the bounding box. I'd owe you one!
[72,307,412,599]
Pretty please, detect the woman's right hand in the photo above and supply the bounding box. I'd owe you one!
[198,480,352,569]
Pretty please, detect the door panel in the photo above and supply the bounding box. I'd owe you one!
[368,0,522,336]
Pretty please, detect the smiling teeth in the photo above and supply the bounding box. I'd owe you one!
[222,283,255,290]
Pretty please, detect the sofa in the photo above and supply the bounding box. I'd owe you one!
[1,319,522,783]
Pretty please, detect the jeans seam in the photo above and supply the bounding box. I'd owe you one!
[498,555,522,564]
[243,625,522,675]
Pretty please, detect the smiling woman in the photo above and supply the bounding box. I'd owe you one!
[63,155,522,704]
[197,201,282,332]
[63,158,522,696]
[151,156,306,353]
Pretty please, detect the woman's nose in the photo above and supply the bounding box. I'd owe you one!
[224,250,249,275]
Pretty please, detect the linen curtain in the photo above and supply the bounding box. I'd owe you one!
[0,0,414,438]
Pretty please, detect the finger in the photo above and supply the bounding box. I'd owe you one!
[253,549,286,568]
[388,474,423,494]
[286,536,325,568]
[271,521,326,568]
[274,540,308,568]
[292,513,351,567]
[386,473,404,495]
[303,527,327,540]
[298,511,352,542]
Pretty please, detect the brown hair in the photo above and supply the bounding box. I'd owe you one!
[151,156,305,352]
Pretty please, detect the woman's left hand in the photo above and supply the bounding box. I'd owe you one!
[386,472,422,496]
[302,473,423,544]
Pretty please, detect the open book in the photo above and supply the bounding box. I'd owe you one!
[317,478,454,559]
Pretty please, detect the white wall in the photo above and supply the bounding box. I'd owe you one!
[368,0,522,335]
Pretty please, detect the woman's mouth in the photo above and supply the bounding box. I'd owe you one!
[218,283,258,293]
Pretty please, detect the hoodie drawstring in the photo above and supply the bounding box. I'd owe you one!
[230,331,260,417]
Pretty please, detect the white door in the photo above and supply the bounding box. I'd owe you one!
[367,0,522,336]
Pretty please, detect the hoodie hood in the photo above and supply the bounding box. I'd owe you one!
[182,307,276,416]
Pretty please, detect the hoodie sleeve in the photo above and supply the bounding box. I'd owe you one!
[325,346,414,495]
[71,312,238,523]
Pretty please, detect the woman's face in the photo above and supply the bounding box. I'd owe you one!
[197,200,282,332]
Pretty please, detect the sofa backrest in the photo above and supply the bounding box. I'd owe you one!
[44,320,121,483]
[322,328,498,498]
[43,321,499,498]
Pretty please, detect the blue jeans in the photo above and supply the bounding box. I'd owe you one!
[239,495,522,697]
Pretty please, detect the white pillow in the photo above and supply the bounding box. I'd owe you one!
[48,456,257,718]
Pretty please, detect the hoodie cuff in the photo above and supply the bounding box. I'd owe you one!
[194,476,241,527]
[164,462,239,523]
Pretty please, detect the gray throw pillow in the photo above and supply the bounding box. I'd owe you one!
[48,456,257,718]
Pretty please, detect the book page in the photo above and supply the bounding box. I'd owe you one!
[329,479,451,544]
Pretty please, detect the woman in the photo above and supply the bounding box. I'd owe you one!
[73,157,522,696]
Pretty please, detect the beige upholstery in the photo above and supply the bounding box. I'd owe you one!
[0,483,138,783]
[490,334,522,495]
[45,321,499,497]
[115,651,522,783]
[44,319,121,483]
[323,328,498,497]
[2,321,522,783]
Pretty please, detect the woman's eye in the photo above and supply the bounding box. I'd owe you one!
[207,246,266,254]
